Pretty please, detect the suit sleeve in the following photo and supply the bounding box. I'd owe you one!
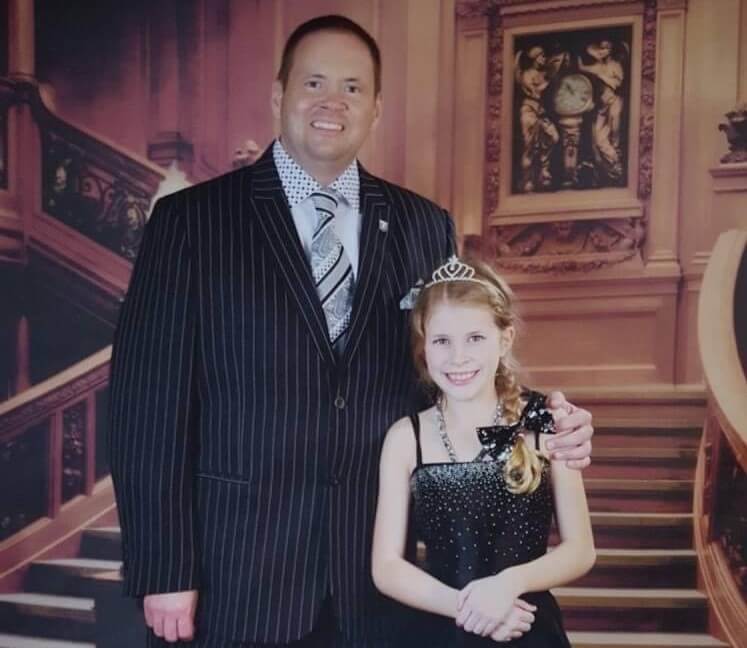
[109,195,201,596]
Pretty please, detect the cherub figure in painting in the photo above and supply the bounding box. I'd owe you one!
[578,40,628,182]
[514,47,567,193]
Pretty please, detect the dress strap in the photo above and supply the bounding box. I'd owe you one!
[409,414,423,467]
[534,427,542,451]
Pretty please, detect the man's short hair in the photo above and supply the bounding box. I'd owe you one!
[277,15,382,95]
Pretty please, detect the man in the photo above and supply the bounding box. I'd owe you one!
[109,15,593,647]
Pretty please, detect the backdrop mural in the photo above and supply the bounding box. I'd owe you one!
[0,1,744,646]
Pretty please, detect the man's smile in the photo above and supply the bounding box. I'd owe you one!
[311,120,344,132]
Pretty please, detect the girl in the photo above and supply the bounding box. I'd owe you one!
[372,256,595,646]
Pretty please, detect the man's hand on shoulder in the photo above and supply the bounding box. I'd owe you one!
[143,590,198,642]
[545,391,593,470]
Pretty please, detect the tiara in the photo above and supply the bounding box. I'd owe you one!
[425,256,491,288]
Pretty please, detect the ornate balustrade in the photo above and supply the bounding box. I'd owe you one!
[0,77,166,293]
[695,229,747,646]
[0,347,112,578]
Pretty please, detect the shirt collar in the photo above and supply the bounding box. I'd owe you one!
[273,139,360,213]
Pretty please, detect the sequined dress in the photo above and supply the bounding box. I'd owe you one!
[405,391,571,647]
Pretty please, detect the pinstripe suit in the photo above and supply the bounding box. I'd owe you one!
[109,148,454,646]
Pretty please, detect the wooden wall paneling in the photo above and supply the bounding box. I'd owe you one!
[740,0,747,103]
[452,13,488,238]
[644,1,686,270]
[436,0,457,213]
[677,0,743,383]
[512,273,678,387]
[227,0,278,160]
[404,0,443,201]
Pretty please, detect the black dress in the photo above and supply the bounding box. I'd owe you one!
[404,391,571,647]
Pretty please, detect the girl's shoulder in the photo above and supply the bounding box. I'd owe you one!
[381,413,424,472]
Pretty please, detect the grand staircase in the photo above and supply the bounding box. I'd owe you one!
[0,418,733,647]
[559,422,726,647]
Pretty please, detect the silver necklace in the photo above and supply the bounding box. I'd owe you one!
[435,398,504,463]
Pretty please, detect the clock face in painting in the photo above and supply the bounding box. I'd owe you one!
[553,73,594,116]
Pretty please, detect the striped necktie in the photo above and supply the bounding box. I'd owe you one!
[310,190,354,352]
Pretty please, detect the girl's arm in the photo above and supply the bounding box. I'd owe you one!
[457,441,595,627]
[371,417,460,618]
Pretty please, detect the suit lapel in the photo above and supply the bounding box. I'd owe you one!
[249,148,337,367]
[342,168,392,367]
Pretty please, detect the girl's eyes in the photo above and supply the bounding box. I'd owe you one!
[432,338,449,346]
[305,80,322,89]
[345,84,361,94]
[469,334,486,343]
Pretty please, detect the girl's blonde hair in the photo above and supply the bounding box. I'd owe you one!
[410,257,545,494]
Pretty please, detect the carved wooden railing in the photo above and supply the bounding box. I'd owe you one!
[0,77,174,580]
[695,228,747,647]
[0,77,166,294]
[0,347,113,580]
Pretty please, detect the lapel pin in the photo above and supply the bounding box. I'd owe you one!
[378,219,389,233]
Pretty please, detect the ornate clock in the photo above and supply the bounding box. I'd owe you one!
[552,73,594,187]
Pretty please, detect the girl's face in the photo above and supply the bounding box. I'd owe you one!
[424,299,514,404]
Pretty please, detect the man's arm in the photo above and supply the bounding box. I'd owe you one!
[109,194,201,597]
[545,392,594,469]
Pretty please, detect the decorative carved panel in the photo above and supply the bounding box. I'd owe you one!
[714,442,747,594]
[458,0,660,273]
[0,422,49,541]
[42,130,151,261]
[61,400,86,503]
[487,216,644,272]
[0,361,109,435]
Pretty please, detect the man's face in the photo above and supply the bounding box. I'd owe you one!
[272,30,382,184]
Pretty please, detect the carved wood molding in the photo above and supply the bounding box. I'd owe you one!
[694,428,747,646]
[456,0,644,16]
[656,0,687,10]
[477,0,658,272]
[480,216,645,272]
[0,362,109,438]
[0,478,115,583]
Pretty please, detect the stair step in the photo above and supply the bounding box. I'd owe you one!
[593,427,701,450]
[585,447,697,479]
[589,512,693,529]
[0,593,94,617]
[555,586,707,607]
[80,528,122,561]
[0,593,95,642]
[552,512,694,549]
[0,635,94,648]
[32,558,121,574]
[25,559,122,599]
[573,549,696,588]
[556,587,709,633]
[584,479,694,513]
[567,631,728,647]
[83,527,120,536]
[594,548,695,565]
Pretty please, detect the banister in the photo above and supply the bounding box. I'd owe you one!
[695,228,747,647]
[697,229,747,471]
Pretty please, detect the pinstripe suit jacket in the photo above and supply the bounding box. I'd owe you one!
[109,147,454,644]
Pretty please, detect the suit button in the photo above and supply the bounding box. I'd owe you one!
[330,477,340,487]
[334,395,345,409]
